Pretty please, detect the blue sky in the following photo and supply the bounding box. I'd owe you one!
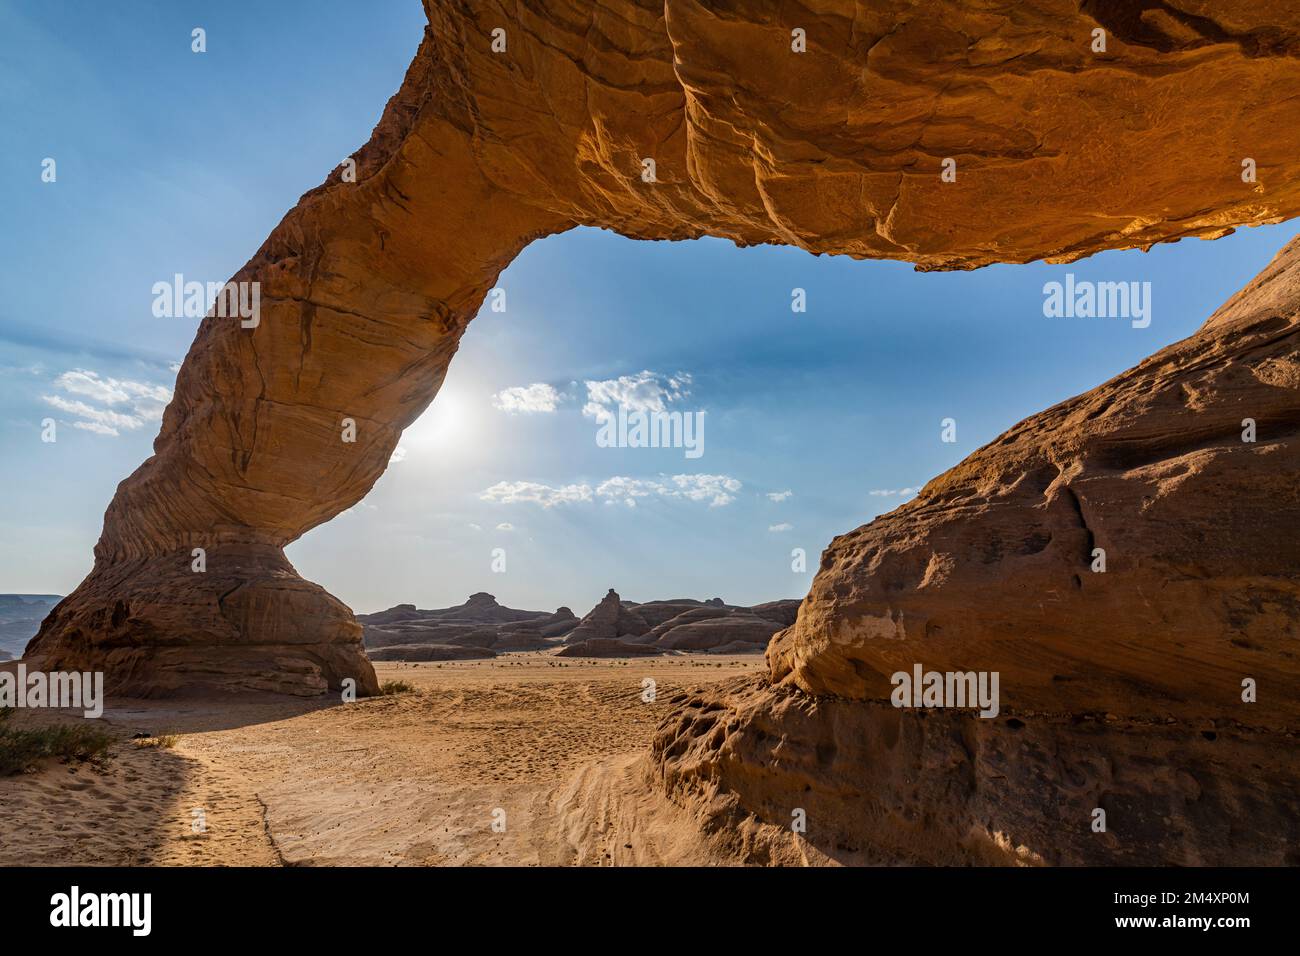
[3,2,1297,614]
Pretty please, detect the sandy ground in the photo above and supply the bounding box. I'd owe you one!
[0,655,764,866]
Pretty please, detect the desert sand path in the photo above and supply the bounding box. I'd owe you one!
[0,656,764,866]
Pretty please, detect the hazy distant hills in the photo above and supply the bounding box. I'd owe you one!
[0,589,798,665]
[359,590,801,661]
[0,595,61,660]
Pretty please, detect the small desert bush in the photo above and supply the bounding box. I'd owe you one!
[380,680,415,695]
[132,733,178,749]
[0,706,115,776]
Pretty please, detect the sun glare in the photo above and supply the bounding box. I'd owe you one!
[399,380,480,457]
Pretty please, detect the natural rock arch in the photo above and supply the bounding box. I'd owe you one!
[27,1,1300,859]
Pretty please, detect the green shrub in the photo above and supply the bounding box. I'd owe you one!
[0,706,115,775]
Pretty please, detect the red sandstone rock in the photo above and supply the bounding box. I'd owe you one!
[652,235,1300,865]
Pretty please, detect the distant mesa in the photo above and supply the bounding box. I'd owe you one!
[558,588,797,657]
[359,590,799,661]
[358,592,578,661]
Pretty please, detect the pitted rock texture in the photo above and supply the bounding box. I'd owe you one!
[26,0,1300,710]
[652,235,1300,865]
[769,235,1300,726]
[651,677,1300,866]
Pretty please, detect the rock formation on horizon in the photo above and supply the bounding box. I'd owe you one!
[359,592,576,658]
[559,589,651,649]
[357,589,797,660]
[556,589,799,657]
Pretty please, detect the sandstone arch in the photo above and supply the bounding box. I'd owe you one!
[27,0,1300,860]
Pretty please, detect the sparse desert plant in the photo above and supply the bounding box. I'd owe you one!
[0,706,115,776]
[132,733,179,749]
[380,680,415,695]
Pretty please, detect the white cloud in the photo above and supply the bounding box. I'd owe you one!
[0,363,45,377]
[594,476,663,501]
[496,522,514,531]
[492,383,562,414]
[40,369,173,438]
[139,403,168,423]
[869,487,919,497]
[389,446,407,464]
[468,523,483,532]
[768,523,793,532]
[767,490,793,503]
[582,370,691,422]
[480,481,594,507]
[70,420,119,436]
[482,473,743,508]
[595,474,742,507]
[54,369,170,405]
[669,474,741,506]
[42,395,143,430]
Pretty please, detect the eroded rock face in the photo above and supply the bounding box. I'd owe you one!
[652,677,1300,866]
[562,589,651,645]
[770,236,1300,724]
[26,0,1300,715]
[32,546,367,697]
[652,236,1300,865]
